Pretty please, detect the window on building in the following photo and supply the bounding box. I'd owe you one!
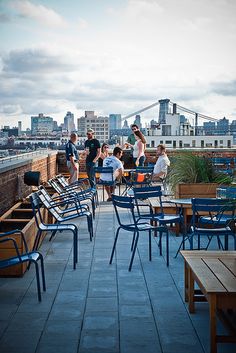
[201,140,204,148]
[192,140,196,147]
[214,140,218,148]
[173,140,176,148]
[220,140,223,144]
[151,141,155,147]
[165,140,172,144]
[227,140,231,148]
[179,140,183,148]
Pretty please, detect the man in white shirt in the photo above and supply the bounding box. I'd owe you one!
[153,144,170,181]
[100,147,124,201]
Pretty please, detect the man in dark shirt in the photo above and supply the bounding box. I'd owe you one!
[84,129,101,183]
[65,132,79,184]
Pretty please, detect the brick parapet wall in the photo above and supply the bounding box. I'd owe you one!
[0,151,58,216]
[57,148,236,172]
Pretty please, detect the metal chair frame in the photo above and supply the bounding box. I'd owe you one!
[0,229,46,301]
[30,192,79,269]
[188,198,236,250]
[109,194,168,270]
[94,166,115,201]
[132,185,183,265]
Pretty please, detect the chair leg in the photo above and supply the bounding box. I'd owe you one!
[73,228,78,269]
[109,227,121,264]
[33,229,42,251]
[159,231,162,256]
[166,230,169,267]
[224,235,229,250]
[129,232,139,271]
[33,261,42,302]
[49,229,57,241]
[39,254,46,291]
[87,215,93,241]
[131,232,136,251]
[149,230,152,261]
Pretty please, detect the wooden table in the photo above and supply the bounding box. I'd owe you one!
[181,250,236,353]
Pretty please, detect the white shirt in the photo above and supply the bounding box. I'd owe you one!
[132,140,145,158]
[100,155,124,181]
[153,154,170,176]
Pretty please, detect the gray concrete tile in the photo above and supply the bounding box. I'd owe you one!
[86,297,118,312]
[49,304,84,320]
[79,331,119,353]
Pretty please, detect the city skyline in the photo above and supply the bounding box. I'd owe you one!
[0,0,236,129]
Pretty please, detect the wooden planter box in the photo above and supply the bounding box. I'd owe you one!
[0,201,47,277]
[175,183,218,199]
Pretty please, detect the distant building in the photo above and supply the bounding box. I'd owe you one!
[18,121,22,135]
[77,111,109,142]
[122,119,129,129]
[31,113,54,135]
[2,126,19,137]
[158,99,170,124]
[63,111,75,133]
[216,117,229,135]
[133,114,142,128]
[109,114,121,130]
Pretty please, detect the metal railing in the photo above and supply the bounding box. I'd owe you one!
[0,149,51,164]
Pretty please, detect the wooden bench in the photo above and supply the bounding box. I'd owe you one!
[181,250,236,353]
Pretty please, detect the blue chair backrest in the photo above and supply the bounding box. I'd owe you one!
[94,167,114,182]
[133,185,163,218]
[112,194,136,227]
[191,197,235,228]
[30,192,45,227]
[136,166,154,173]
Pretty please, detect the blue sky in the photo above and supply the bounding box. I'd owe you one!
[0,0,236,129]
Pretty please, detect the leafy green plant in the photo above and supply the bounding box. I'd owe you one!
[167,153,232,190]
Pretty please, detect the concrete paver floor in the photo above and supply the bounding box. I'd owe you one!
[0,198,235,353]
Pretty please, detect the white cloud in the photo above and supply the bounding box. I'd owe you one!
[10,0,67,27]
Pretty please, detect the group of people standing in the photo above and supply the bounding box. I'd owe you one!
[65,125,170,200]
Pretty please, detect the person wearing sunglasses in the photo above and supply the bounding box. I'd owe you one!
[98,143,109,167]
[84,129,101,183]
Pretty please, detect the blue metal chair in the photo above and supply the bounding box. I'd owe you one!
[94,166,115,201]
[48,177,97,218]
[122,166,154,195]
[55,175,98,212]
[0,229,46,301]
[132,185,183,264]
[36,187,93,241]
[188,198,236,250]
[109,194,168,270]
[30,192,79,269]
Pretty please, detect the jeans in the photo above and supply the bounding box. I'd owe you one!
[133,156,146,167]
[86,161,97,185]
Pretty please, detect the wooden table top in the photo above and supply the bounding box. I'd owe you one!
[181,251,236,295]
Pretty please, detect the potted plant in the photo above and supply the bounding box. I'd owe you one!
[167,153,232,198]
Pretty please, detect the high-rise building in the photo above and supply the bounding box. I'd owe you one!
[77,111,109,142]
[133,114,142,128]
[216,117,229,135]
[122,119,129,129]
[64,111,75,133]
[158,99,170,124]
[18,121,22,135]
[31,113,54,135]
[109,114,122,130]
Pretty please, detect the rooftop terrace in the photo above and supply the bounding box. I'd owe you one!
[0,196,235,353]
